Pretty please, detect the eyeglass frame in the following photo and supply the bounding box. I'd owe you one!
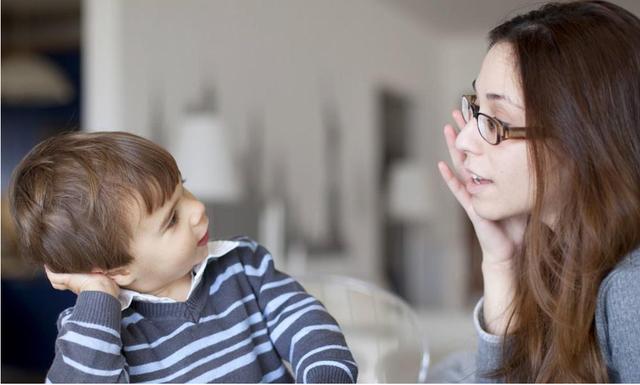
[461,94,527,145]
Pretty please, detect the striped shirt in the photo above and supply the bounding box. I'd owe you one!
[45,237,358,383]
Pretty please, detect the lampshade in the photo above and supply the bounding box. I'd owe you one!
[1,52,74,105]
[387,160,434,223]
[172,112,241,202]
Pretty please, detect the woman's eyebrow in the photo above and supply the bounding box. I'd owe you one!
[472,79,524,110]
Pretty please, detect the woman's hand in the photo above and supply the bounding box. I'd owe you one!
[438,110,526,265]
[45,266,120,299]
[438,110,526,334]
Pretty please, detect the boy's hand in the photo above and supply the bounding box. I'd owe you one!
[45,266,120,299]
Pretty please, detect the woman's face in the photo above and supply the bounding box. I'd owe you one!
[456,42,534,221]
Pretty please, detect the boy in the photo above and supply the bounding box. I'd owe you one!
[9,131,357,383]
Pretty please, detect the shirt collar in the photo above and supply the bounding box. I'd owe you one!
[118,240,239,310]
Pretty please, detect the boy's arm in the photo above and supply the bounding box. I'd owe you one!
[237,238,358,383]
[47,291,129,383]
[44,269,128,383]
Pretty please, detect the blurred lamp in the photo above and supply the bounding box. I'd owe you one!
[1,52,74,106]
[387,160,434,223]
[172,111,241,202]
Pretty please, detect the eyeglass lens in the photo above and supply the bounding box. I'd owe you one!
[461,96,498,144]
[478,115,498,143]
[461,97,472,122]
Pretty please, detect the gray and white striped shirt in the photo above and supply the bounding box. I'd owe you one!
[46,237,357,383]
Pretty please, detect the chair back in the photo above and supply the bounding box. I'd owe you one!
[296,274,429,383]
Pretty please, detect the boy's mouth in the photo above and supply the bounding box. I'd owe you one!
[197,230,209,247]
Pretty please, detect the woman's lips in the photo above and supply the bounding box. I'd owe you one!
[465,178,493,194]
[197,230,209,247]
[464,168,494,194]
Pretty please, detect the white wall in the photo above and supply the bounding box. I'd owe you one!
[83,0,640,310]
[83,0,461,301]
[91,0,637,309]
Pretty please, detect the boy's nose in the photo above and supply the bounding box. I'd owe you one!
[182,188,207,227]
[190,200,206,227]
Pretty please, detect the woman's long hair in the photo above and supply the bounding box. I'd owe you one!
[488,1,640,382]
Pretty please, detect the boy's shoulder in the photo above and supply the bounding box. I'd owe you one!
[228,235,260,252]
[200,236,291,297]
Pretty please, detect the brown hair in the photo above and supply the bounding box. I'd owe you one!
[9,131,181,273]
[487,1,640,382]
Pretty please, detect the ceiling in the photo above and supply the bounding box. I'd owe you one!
[2,0,80,15]
[385,0,640,35]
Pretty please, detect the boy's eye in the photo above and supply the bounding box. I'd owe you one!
[168,212,178,227]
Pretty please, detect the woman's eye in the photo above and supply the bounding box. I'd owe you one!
[496,117,511,128]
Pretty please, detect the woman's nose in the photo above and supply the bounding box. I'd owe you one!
[455,118,482,155]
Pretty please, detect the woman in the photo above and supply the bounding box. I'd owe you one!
[438,1,640,382]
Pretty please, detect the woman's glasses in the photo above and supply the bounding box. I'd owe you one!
[461,95,527,145]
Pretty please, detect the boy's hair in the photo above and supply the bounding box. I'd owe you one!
[9,131,181,273]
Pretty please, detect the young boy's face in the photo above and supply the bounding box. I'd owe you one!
[123,183,210,297]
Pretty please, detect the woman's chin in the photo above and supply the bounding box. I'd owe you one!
[472,201,509,221]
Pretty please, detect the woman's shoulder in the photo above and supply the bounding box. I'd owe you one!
[597,247,640,311]
[595,247,640,381]
[599,247,640,294]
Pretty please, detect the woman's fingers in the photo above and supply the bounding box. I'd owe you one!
[438,161,475,217]
[444,124,463,166]
[452,109,466,132]
[443,124,470,182]
[439,161,520,266]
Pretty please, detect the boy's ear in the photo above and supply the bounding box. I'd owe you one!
[104,267,134,287]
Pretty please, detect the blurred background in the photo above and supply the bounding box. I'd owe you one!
[3,0,639,382]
